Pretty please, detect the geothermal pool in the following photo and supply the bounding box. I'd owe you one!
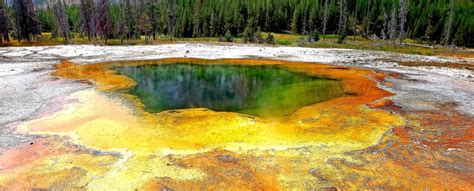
[1,44,471,190]
[115,62,345,118]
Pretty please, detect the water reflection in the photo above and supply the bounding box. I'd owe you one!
[115,63,345,118]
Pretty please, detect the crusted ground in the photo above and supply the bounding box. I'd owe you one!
[0,44,472,190]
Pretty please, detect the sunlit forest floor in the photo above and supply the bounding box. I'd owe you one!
[1,32,473,58]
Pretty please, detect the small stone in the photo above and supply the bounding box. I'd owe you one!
[309,168,319,176]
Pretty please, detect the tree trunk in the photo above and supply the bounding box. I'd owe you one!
[365,0,371,37]
[444,0,454,47]
[322,0,329,41]
[354,0,359,40]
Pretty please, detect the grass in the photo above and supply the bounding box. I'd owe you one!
[1,32,472,58]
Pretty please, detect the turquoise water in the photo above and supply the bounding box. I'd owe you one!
[115,62,345,118]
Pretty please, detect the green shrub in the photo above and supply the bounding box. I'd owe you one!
[337,31,347,44]
[218,35,225,42]
[242,27,252,43]
[308,30,320,43]
[254,27,264,43]
[266,33,275,44]
[297,37,306,46]
[224,30,234,42]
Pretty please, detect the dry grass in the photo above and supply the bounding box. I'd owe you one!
[1,33,472,59]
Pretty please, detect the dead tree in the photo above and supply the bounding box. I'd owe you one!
[398,0,408,45]
[96,0,112,42]
[79,0,95,41]
[167,0,175,42]
[322,0,329,40]
[443,0,454,47]
[13,0,41,42]
[388,6,397,42]
[364,0,371,37]
[52,0,70,44]
[381,12,388,40]
[0,0,10,43]
[337,0,348,43]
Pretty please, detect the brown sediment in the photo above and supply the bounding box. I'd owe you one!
[439,51,474,59]
[141,149,279,190]
[341,103,474,190]
[399,60,474,71]
[0,137,119,189]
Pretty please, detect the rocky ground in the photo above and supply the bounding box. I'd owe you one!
[0,43,473,189]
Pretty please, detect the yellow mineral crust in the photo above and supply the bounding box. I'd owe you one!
[3,58,404,189]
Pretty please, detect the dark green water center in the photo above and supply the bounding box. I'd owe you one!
[115,62,345,118]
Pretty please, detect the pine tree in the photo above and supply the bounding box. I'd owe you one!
[290,8,298,33]
[96,0,112,42]
[13,0,41,42]
[167,0,175,42]
[388,6,397,41]
[139,12,152,41]
[192,0,203,37]
[398,0,408,45]
[148,1,158,40]
[322,0,329,40]
[337,0,348,43]
[52,0,70,44]
[265,32,275,44]
[122,0,137,39]
[353,0,359,39]
[381,12,388,40]
[0,0,10,43]
[363,0,371,37]
[79,0,94,41]
[2,0,472,47]
[209,11,218,37]
[264,7,273,32]
[118,15,126,43]
[254,26,264,43]
[443,0,454,47]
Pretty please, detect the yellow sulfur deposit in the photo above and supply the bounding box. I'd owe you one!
[1,58,405,190]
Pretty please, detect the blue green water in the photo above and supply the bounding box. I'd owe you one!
[115,62,345,118]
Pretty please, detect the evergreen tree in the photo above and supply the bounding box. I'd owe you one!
[13,0,40,42]
[96,0,112,42]
[322,0,329,40]
[139,12,151,41]
[254,26,264,43]
[118,14,126,43]
[148,1,158,40]
[79,0,94,41]
[0,0,10,43]
[122,0,137,39]
[241,27,250,43]
[388,6,397,41]
[2,0,472,47]
[363,0,371,37]
[398,0,408,45]
[381,12,388,40]
[266,32,275,44]
[52,0,70,44]
[443,0,454,47]
[167,0,175,42]
[337,0,348,43]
